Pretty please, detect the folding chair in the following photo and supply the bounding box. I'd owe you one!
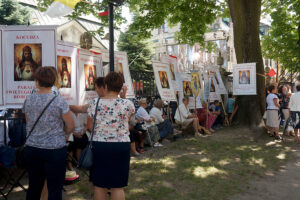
[0,110,28,199]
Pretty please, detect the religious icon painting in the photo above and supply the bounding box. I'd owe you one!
[170,63,175,80]
[159,71,170,89]
[14,44,42,81]
[183,81,193,97]
[116,63,125,83]
[238,70,250,84]
[191,72,200,97]
[57,56,71,88]
[84,64,97,91]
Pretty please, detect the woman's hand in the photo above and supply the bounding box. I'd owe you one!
[119,86,128,99]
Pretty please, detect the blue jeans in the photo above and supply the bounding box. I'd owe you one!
[25,146,67,200]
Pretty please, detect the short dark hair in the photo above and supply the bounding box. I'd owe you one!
[228,93,233,98]
[34,67,56,88]
[296,84,300,92]
[104,72,124,92]
[214,100,219,104]
[95,77,105,88]
[268,84,276,93]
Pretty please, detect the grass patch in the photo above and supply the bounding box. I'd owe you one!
[126,128,292,200]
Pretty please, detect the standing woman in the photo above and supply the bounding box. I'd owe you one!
[266,84,281,140]
[23,67,74,200]
[87,72,135,200]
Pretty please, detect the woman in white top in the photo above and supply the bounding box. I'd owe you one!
[289,84,300,140]
[136,99,162,147]
[266,84,281,140]
[150,99,174,139]
[175,96,201,136]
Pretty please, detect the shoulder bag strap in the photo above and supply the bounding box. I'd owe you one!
[25,95,57,141]
[89,98,100,147]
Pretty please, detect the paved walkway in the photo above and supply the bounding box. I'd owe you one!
[232,148,300,200]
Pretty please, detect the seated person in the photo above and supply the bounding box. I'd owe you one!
[209,100,223,129]
[150,99,176,141]
[174,96,201,137]
[129,114,146,155]
[67,112,88,170]
[197,101,216,133]
[136,99,163,147]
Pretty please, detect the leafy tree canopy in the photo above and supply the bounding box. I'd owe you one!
[262,0,300,72]
[117,28,153,72]
[0,0,31,25]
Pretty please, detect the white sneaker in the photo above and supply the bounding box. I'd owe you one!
[154,142,163,147]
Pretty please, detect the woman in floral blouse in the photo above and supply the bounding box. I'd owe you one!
[87,72,135,200]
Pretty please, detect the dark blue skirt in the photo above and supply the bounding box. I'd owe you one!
[156,119,174,138]
[91,142,130,188]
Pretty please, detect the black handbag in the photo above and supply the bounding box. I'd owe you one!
[16,96,57,169]
[78,98,100,170]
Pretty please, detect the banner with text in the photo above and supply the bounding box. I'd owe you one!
[78,49,102,105]
[3,26,57,105]
[205,66,227,95]
[177,73,202,109]
[203,68,221,102]
[160,54,180,91]
[233,63,257,95]
[152,61,176,101]
[100,50,135,98]
[57,41,78,105]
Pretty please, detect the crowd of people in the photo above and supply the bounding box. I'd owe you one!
[266,83,300,140]
[2,65,299,200]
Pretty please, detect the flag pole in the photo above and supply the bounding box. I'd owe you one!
[109,2,114,72]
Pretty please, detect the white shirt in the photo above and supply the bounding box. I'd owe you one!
[69,112,87,141]
[175,104,191,122]
[289,92,300,112]
[136,106,152,127]
[150,107,164,125]
[266,93,279,110]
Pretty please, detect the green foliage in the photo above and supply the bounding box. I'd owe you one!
[127,0,220,46]
[0,0,31,25]
[37,0,126,38]
[262,0,300,72]
[118,29,153,71]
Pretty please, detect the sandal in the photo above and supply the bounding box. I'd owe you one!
[275,135,282,140]
[137,147,145,154]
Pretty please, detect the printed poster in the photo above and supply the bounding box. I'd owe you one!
[100,50,135,98]
[177,73,202,109]
[233,63,256,95]
[152,61,176,101]
[160,54,180,91]
[205,66,227,94]
[203,68,221,102]
[3,26,57,105]
[78,49,102,105]
[57,41,78,105]
[0,28,3,105]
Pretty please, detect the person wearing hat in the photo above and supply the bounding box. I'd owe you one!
[150,99,180,141]
[136,98,162,147]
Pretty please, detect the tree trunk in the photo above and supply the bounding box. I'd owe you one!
[228,0,265,129]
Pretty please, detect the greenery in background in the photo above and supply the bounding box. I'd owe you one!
[127,0,219,47]
[118,29,153,72]
[0,0,31,25]
[262,0,300,72]
[37,0,126,37]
